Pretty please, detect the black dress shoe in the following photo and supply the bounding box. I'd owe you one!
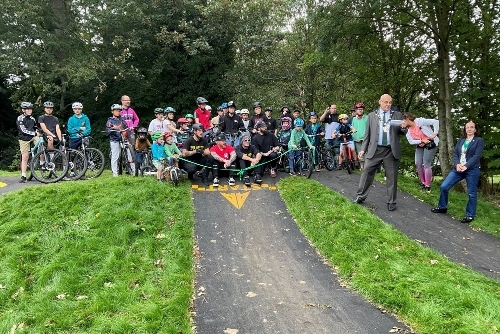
[353,197,364,204]
[431,207,447,213]
[460,217,474,224]
[387,203,397,211]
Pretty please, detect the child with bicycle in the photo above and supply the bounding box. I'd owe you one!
[163,132,181,168]
[288,118,314,175]
[151,132,167,182]
[106,104,129,177]
[332,114,358,170]
[17,101,39,183]
[135,127,151,167]
[305,111,324,172]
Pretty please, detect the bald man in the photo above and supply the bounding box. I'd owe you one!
[353,94,407,211]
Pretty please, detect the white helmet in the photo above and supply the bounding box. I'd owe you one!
[235,109,241,114]
[206,105,212,111]
[72,102,83,109]
[241,108,249,114]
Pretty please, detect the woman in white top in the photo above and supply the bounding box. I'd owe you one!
[401,112,439,192]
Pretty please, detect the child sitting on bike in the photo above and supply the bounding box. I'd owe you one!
[135,127,151,166]
[332,114,357,170]
[176,118,191,150]
[305,111,324,171]
[106,104,129,177]
[288,118,314,175]
[151,132,166,182]
[163,132,181,168]
[277,116,292,172]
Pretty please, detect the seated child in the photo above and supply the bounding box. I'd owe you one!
[135,127,151,165]
[332,113,357,169]
[288,118,313,175]
[163,132,181,167]
[151,132,166,182]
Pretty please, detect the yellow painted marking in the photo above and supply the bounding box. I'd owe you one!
[191,184,276,192]
[221,192,250,209]
[0,182,7,188]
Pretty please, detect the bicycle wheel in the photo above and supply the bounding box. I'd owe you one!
[140,166,154,177]
[324,150,335,171]
[65,149,87,181]
[123,146,135,175]
[31,149,69,183]
[345,149,353,174]
[26,153,34,181]
[304,150,314,179]
[84,148,105,179]
[170,168,179,186]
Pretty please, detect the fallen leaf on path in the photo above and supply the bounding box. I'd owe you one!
[155,233,166,239]
[56,294,66,300]
[223,329,239,334]
[76,295,88,300]
[430,259,438,265]
[246,292,257,297]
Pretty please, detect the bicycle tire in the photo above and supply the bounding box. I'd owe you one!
[170,168,179,186]
[30,149,69,183]
[305,150,314,178]
[26,153,34,181]
[140,166,154,177]
[124,146,135,175]
[324,150,335,171]
[65,149,87,181]
[84,148,105,179]
[346,148,353,174]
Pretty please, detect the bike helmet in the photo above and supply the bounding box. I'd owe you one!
[308,111,317,117]
[192,123,204,131]
[354,102,365,109]
[43,101,54,108]
[185,113,194,119]
[227,100,236,108]
[252,101,262,109]
[206,105,212,111]
[221,102,228,109]
[254,121,266,129]
[280,116,292,130]
[338,114,349,120]
[281,105,290,112]
[265,106,272,112]
[196,96,208,104]
[154,107,164,114]
[235,109,241,114]
[20,101,33,109]
[217,106,222,111]
[72,102,83,109]
[137,127,148,134]
[240,108,249,114]
[177,117,188,124]
[294,118,304,127]
[164,106,175,113]
[151,132,163,141]
[111,104,122,111]
[163,131,173,139]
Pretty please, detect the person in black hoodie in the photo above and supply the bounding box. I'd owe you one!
[17,101,39,183]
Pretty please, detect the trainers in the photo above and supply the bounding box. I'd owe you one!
[19,176,27,183]
[424,186,431,193]
[270,168,277,178]
[228,177,236,186]
[213,177,219,187]
[315,166,320,172]
[244,176,251,186]
[289,171,296,176]
[254,174,262,184]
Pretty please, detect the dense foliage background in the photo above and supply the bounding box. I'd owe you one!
[1,0,499,192]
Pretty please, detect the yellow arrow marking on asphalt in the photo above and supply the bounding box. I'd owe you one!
[221,191,250,209]
[0,182,7,188]
[192,184,277,191]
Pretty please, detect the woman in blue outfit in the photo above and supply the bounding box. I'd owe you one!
[431,120,484,223]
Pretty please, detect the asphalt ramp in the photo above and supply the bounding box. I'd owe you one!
[192,177,410,333]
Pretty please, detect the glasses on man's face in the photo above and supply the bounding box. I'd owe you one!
[381,101,392,104]
[243,139,250,142]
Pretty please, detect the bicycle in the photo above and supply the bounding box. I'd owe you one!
[60,134,87,181]
[107,129,136,176]
[276,144,290,173]
[29,136,69,183]
[139,150,157,177]
[73,130,105,179]
[336,131,356,174]
[318,140,337,171]
[291,146,315,178]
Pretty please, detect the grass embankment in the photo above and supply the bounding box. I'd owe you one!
[279,177,500,334]
[0,176,194,333]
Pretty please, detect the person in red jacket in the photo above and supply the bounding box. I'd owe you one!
[194,96,211,129]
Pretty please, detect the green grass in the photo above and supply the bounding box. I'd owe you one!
[0,176,194,333]
[278,177,500,334]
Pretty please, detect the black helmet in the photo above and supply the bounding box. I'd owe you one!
[137,127,148,134]
[252,101,262,109]
[154,108,164,114]
[254,121,266,129]
[192,123,205,131]
[21,101,34,109]
[227,100,236,108]
[196,97,208,104]
[265,106,272,112]
[43,101,54,108]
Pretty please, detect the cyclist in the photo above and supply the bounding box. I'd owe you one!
[279,105,292,119]
[151,132,166,182]
[220,102,229,116]
[248,101,265,134]
[194,96,211,129]
[292,109,301,120]
[211,106,224,127]
[106,104,129,177]
[176,118,191,148]
[264,107,278,136]
[16,101,39,183]
[305,111,324,171]
[320,104,340,150]
[350,102,368,170]
[67,102,91,149]
[148,108,168,135]
[120,95,139,146]
[210,134,237,187]
[181,123,211,185]
[277,116,292,146]
[288,118,313,175]
[185,113,195,126]
[240,109,250,131]
[219,100,244,146]
[252,121,280,181]
[333,114,357,170]
[235,133,262,186]
[38,101,62,150]
[163,132,181,168]
[135,127,151,167]
[164,106,184,143]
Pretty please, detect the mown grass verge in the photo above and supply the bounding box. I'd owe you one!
[278,177,500,334]
[0,176,194,333]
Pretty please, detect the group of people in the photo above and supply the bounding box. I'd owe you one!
[16,93,484,223]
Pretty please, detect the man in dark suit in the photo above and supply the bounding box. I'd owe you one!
[353,94,407,211]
